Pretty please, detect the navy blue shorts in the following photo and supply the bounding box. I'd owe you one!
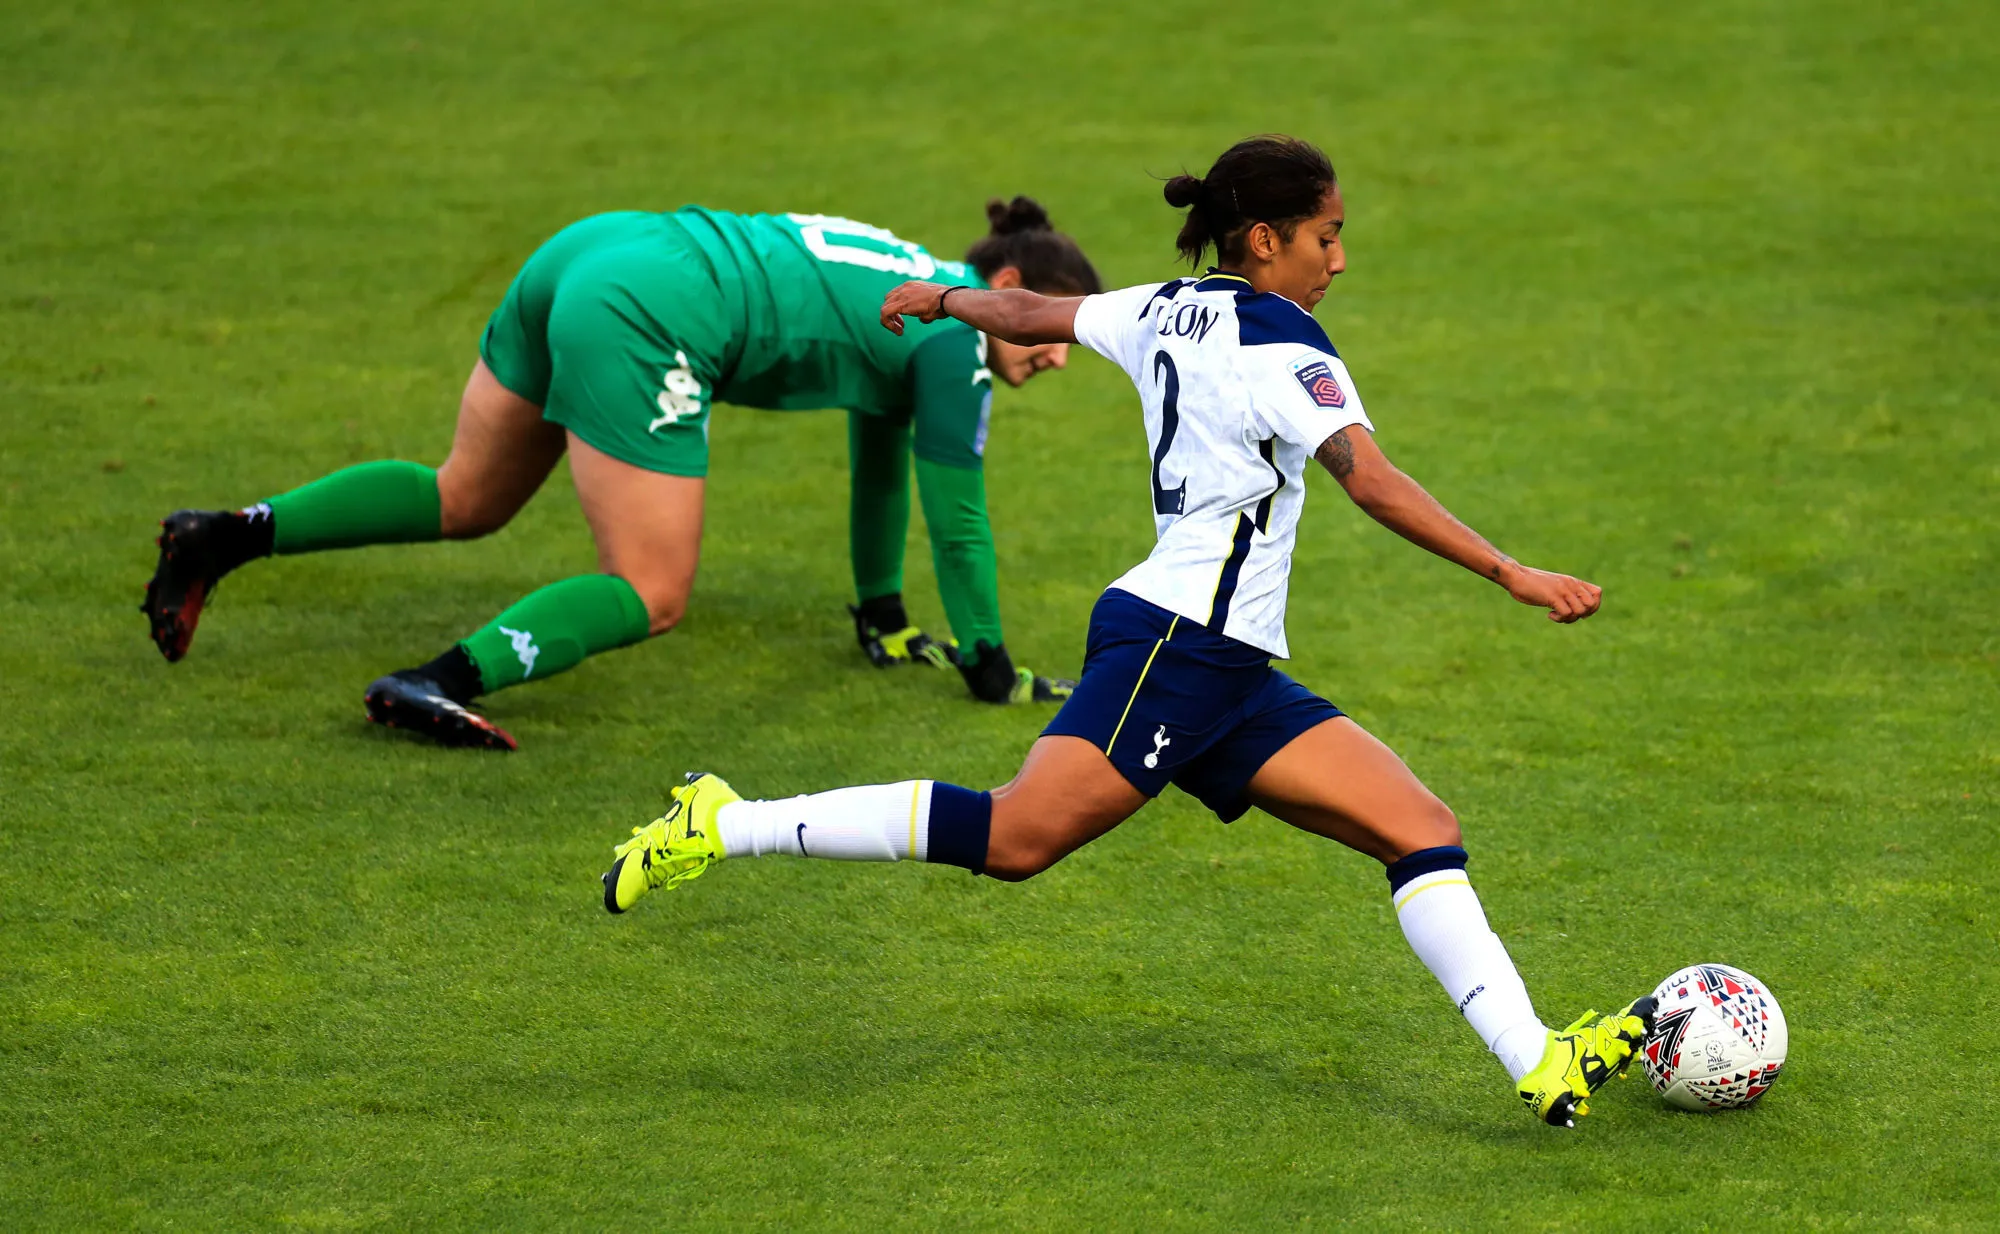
[1042,589,1344,823]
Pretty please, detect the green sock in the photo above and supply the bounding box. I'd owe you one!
[848,410,913,602]
[458,574,651,693]
[267,460,442,554]
[914,458,1004,652]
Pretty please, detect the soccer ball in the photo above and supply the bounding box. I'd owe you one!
[1639,963,1788,1110]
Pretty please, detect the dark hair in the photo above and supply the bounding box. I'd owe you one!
[964,196,1102,295]
[1164,135,1338,268]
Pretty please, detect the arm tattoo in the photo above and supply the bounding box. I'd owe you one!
[1487,553,1515,582]
[1317,429,1355,480]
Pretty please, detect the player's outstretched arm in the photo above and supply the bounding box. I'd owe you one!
[1316,427,1603,624]
[880,282,1080,345]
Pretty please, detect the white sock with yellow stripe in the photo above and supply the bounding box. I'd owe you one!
[1386,845,1549,1081]
[714,781,935,862]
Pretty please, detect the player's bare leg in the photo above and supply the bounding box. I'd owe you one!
[566,432,704,635]
[435,359,567,540]
[1248,717,1652,1126]
[1244,716,1459,861]
[979,736,1148,880]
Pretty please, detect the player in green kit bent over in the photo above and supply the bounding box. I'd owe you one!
[141,198,1100,749]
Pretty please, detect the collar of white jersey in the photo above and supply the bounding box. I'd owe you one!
[1193,267,1255,293]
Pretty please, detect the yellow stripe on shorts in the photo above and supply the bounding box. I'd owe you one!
[1106,616,1178,756]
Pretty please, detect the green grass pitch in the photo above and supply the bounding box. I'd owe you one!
[4,0,1996,1227]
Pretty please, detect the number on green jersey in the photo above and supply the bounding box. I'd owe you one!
[786,213,969,281]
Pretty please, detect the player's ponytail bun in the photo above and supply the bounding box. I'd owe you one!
[1166,136,1337,269]
[1162,174,1204,209]
[965,196,1102,296]
[985,195,1052,235]
[1164,174,1210,266]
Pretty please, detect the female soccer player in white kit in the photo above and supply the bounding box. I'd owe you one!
[602,136,1655,1127]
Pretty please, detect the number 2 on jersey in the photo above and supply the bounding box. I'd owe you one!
[1151,351,1187,515]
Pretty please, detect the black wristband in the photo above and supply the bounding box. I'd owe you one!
[936,285,962,317]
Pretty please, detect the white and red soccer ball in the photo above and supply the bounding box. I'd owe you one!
[1641,963,1789,1110]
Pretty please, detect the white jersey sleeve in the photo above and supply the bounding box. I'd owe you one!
[1246,345,1374,453]
[1072,281,1187,379]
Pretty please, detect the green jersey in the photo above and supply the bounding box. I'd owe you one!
[662,208,990,453]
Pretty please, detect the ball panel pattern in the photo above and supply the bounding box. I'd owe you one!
[1642,964,1787,1110]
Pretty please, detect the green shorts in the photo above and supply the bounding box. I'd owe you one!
[480,212,730,477]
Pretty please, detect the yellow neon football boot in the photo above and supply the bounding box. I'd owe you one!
[880,625,952,668]
[601,772,740,914]
[1516,996,1657,1127]
[848,604,951,669]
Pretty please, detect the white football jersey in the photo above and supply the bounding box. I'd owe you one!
[1072,272,1373,658]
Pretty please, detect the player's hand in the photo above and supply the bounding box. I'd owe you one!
[1498,562,1603,624]
[879,281,952,335]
